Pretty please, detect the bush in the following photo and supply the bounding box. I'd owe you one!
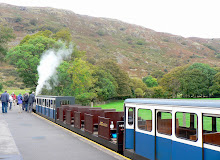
[135,88,144,98]
[30,19,37,26]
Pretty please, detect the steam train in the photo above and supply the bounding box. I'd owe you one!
[34,96,220,160]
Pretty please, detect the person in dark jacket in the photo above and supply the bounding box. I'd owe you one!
[28,92,35,113]
[24,93,29,112]
[1,91,9,113]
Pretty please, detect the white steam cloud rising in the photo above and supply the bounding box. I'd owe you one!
[35,45,73,95]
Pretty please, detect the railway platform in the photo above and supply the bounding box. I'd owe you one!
[0,104,127,160]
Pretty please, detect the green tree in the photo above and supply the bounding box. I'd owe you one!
[151,86,166,98]
[130,78,147,97]
[53,28,72,44]
[135,88,144,98]
[7,35,61,88]
[99,60,132,98]
[151,70,165,80]
[210,72,220,97]
[143,76,158,88]
[0,25,15,60]
[180,69,207,97]
[68,58,97,104]
[93,67,117,101]
[160,65,188,98]
[181,63,217,97]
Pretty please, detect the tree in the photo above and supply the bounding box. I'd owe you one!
[160,65,188,98]
[143,76,158,88]
[53,28,72,44]
[210,72,220,97]
[99,60,132,98]
[0,25,15,60]
[181,63,217,97]
[68,58,97,104]
[151,70,165,80]
[135,88,144,98]
[7,34,62,88]
[130,78,147,97]
[180,69,208,97]
[93,67,117,101]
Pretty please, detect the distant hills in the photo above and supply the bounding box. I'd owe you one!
[0,3,219,80]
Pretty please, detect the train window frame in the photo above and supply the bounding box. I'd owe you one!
[203,113,220,147]
[128,108,134,126]
[137,108,152,132]
[157,110,172,136]
[175,112,198,142]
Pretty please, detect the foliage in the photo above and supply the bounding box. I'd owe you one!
[182,63,217,97]
[30,19,38,26]
[68,58,96,101]
[53,28,72,44]
[7,32,62,89]
[210,72,220,97]
[0,25,15,60]
[99,60,132,98]
[160,65,188,98]
[151,70,165,80]
[160,63,218,98]
[151,86,167,98]
[130,78,147,97]
[135,88,144,97]
[143,75,158,88]
[92,67,117,101]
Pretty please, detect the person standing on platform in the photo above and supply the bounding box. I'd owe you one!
[17,93,23,113]
[28,92,35,113]
[1,91,9,113]
[9,94,13,110]
[24,93,29,111]
[11,92,16,106]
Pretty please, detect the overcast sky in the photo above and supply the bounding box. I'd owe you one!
[0,0,219,38]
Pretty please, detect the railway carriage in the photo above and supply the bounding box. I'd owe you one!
[124,99,220,160]
[35,96,75,121]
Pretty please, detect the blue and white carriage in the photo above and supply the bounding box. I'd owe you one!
[35,96,75,121]
[124,99,220,160]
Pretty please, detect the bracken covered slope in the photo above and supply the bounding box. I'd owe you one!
[0,3,219,79]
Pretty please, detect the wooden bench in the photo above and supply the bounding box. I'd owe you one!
[65,105,90,124]
[157,119,180,135]
[190,132,220,145]
[58,105,69,121]
[104,111,124,130]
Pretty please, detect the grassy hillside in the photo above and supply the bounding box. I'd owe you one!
[0,3,219,85]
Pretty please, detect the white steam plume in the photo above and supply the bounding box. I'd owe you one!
[35,45,73,95]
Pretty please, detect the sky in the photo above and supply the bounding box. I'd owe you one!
[0,0,219,38]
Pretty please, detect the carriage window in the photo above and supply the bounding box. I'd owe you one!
[60,100,70,105]
[157,111,172,135]
[138,109,152,131]
[128,108,133,125]
[203,115,220,146]
[176,112,198,141]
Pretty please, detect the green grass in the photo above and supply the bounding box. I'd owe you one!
[2,89,30,96]
[94,100,124,111]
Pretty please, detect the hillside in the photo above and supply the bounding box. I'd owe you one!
[0,3,219,84]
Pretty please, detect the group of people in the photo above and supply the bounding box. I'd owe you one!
[0,91,35,113]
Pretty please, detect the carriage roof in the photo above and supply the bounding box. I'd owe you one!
[125,98,220,108]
